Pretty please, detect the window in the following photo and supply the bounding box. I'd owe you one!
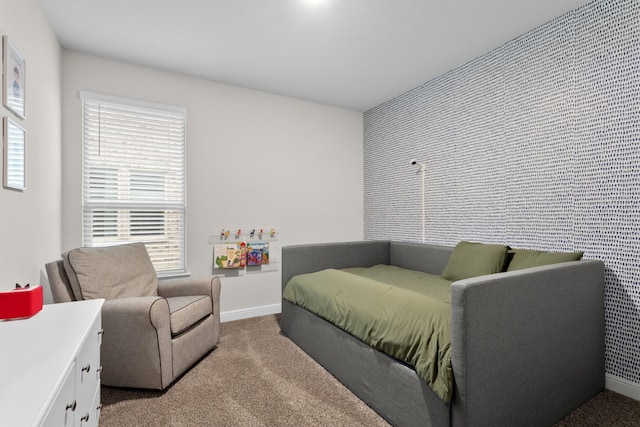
[81,92,186,275]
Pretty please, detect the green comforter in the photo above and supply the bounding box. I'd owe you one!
[283,264,453,402]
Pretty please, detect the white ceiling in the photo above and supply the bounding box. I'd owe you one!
[38,0,591,112]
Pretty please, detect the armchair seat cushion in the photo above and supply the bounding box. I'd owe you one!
[167,295,212,336]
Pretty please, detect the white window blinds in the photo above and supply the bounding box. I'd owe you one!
[81,92,187,275]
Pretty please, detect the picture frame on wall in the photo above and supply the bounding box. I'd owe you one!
[2,36,26,119]
[3,116,26,191]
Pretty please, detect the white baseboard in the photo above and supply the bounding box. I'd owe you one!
[606,374,640,401]
[220,303,281,323]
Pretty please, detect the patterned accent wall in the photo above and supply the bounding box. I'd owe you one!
[364,0,640,385]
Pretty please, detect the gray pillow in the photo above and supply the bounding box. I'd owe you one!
[441,241,509,281]
[62,242,158,300]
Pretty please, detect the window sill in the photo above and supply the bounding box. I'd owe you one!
[158,271,192,280]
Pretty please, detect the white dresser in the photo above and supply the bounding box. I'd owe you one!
[0,299,104,426]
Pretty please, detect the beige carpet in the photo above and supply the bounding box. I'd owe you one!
[554,390,640,427]
[100,315,388,426]
[100,315,640,426]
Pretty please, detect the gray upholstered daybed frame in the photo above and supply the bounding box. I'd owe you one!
[280,241,605,427]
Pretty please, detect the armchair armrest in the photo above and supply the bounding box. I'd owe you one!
[100,296,173,389]
[158,276,221,299]
[450,260,605,427]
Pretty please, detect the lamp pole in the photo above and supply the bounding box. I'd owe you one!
[420,162,426,244]
[411,159,427,244]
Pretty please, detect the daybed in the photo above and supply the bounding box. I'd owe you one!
[280,240,605,427]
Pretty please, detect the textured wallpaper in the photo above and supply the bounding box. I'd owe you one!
[364,0,639,385]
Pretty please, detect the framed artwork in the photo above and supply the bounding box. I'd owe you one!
[3,116,26,191]
[3,36,26,119]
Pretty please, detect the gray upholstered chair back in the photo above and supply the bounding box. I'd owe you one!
[45,260,76,303]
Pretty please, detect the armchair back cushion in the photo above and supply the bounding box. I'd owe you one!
[62,242,158,300]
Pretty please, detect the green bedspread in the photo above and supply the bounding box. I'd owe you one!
[283,264,453,402]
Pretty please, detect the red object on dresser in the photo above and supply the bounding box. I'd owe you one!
[0,285,43,320]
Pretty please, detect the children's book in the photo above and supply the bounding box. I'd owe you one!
[214,243,246,269]
[246,242,269,266]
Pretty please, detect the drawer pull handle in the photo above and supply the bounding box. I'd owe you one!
[82,364,91,373]
[65,401,77,412]
[81,413,90,422]
[97,366,103,373]
[97,403,103,411]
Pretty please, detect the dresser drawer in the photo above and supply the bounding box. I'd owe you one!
[42,363,76,427]
[75,312,102,425]
[77,384,101,427]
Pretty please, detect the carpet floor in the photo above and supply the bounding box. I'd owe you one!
[100,315,640,426]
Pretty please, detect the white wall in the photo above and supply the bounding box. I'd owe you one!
[0,0,61,303]
[61,51,364,317]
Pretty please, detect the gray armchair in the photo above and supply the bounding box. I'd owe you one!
[45,242,221,390]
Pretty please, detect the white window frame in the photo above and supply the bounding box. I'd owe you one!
[80,91,187,276]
